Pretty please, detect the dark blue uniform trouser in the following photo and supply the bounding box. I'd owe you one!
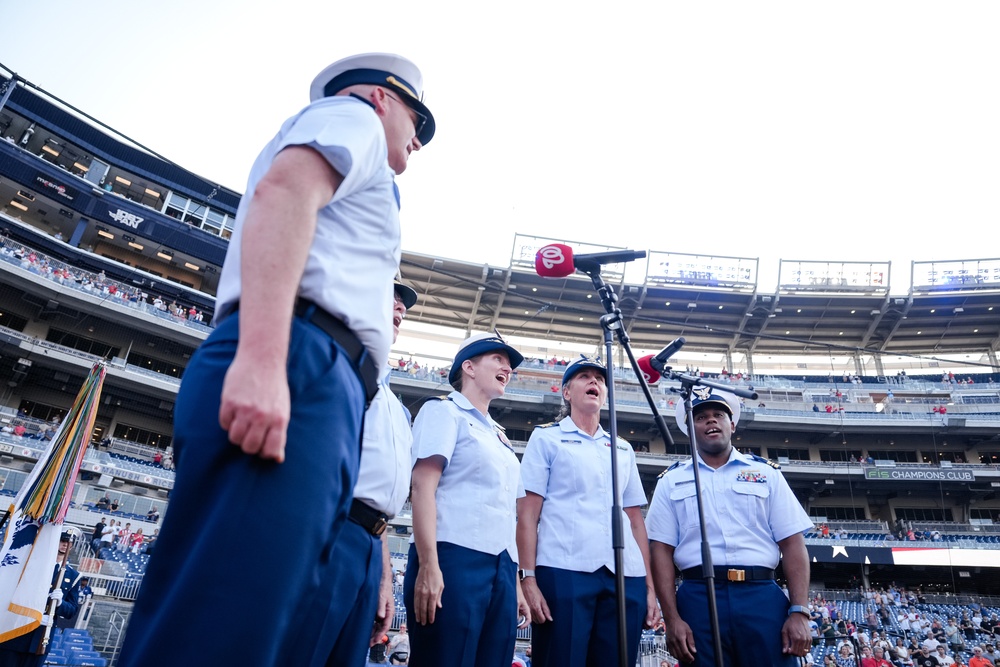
[118,313,367,667]
[283,519,383,667]
[676,579,799,667]
[530,565,646,667]
[403,542,517,667]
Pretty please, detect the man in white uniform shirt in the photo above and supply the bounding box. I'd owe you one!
[120,53,435,667]
[646,388,813,666]
[285,281,417,667]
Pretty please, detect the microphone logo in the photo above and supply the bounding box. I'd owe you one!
[537,245,567,270]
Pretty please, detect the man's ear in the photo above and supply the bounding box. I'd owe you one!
[371,87,390,116]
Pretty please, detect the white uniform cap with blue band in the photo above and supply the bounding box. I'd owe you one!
[309,52,435,145]
[675,386,741,435]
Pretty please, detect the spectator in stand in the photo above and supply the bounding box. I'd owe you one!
[936,646,956,666]
[110,498,120,512]
[130,528,145,554]
[969,647,991,667]
[96,494,111,511]
[983,645,1000,665]
[99,519,117,554]
[388,624,410,665]
[835,644,856,667]
[146,506,160,522]
[870,647,893,667]
[153,451,163,466]
[91,516,107,552]
[143,529,159,556]
[893,637,912,665]
[961,614,978,643]
[914,646,940,667]
[117,522,132,551]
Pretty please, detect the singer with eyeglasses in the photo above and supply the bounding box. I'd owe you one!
[120,53,435,666]
[404,332,532,667]
[516,356,658,667]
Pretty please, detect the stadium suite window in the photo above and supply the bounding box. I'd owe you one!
[16,400,66,423]
[46,327,119,358]
[112,423,172,449]
[867,450,918,463]
[808,506,866,521]
[819,449,863,462]
[970,508,1000,523]
[164,193,186,220]
[203,209,224,235]
[894,508,950,522]
[766,447,810,461]
[184,202,207,226]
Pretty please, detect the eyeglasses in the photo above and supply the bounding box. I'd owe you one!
[384,92,428,139]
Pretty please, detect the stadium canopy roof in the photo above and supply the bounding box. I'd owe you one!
[399,250,1000,365]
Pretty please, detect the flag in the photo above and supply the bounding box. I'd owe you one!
[0,362,106,642]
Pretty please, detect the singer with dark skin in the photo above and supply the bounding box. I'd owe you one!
[645,389,813,666]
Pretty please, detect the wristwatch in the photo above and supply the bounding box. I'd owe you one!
[518,569,535,581]
[787,605,810,618]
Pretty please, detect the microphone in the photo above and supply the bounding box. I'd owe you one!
[535,243,646,278]
[636,355,660,383]
[648,337,686,373]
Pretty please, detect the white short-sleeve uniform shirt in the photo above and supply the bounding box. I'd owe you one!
[410,392,523,562]
[216,96,400,368]
[645,448,813,570]
[354,368,413,517]
[520,417,647,577]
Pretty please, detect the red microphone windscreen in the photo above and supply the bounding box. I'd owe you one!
[636,355,660,383]
[535,243,575,278]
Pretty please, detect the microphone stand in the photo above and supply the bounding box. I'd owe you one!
[582,267,675,667]
[663,369,758,667]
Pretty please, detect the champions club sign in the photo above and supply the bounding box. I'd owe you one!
[865,467,975,482]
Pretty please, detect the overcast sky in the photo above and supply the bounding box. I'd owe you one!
[3,1,998,300]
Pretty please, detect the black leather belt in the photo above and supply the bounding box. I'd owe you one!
[349,499,389,537]
[291,299,379,406]
[681,566,775,582]
[217,298,379,407]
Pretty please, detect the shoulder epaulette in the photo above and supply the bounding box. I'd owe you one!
[535,421,557,428]
[659,460,683,478]
[750,454,781,470]
[432,395,453,401]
